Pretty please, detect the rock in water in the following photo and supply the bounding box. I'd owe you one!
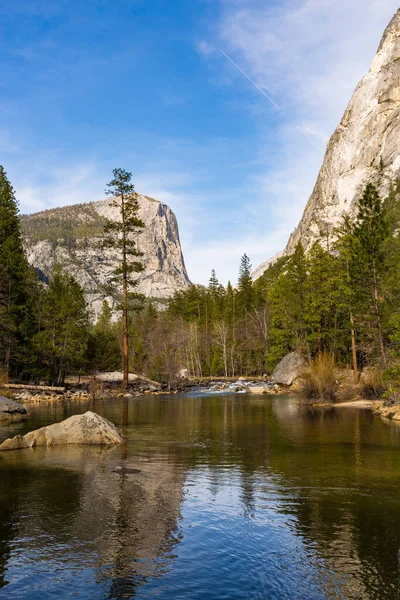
[0,411,122,450]
[253,9,400,279]
[0,396,28,422]
[271,352,306,386]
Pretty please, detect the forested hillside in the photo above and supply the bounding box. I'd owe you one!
[2,160,400,396]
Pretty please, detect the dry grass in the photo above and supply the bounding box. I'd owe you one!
[299,353,339,403]
[89,376,104,401]
[361,367,385,399]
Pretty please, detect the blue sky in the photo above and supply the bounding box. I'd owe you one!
[1,0,398,284]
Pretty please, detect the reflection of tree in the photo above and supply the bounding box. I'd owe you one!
[0,459,83,588]
[0,442,185,598]
[2,395,400,598]
[270,401,400,598]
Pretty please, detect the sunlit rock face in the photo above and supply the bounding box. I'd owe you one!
[21,194,190,317]
[253,9,400,279]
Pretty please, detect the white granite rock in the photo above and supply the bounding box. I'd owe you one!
[254,9,400,278]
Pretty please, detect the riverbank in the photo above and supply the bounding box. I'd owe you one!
[311,397,400,425]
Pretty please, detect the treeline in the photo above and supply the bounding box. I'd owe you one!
[1,160,400,388]
[126,180,400,383]
[21,202,105,247]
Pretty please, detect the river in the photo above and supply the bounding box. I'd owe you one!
[1,394,400,599]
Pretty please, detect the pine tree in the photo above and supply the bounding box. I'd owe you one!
[87,300,121,372]
[351,183,388,364]
[334,215,359,382]
[0,166,30,375]
[305,242,349,357]
[237,254,253,312]
[32,268,89,383]
[382,179,400,356]
[103,168,145,389]
[267,244,308,367]
[208,269,219,293]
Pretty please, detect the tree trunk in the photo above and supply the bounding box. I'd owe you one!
[372,257,386,366]
[350,312,358,383]
[121,193,129,391]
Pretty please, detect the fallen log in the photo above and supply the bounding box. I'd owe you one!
[1,383,65,393]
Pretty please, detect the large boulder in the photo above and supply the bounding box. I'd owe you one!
[0,411,122,451]
[0,396,28,422]
[271,352,307,386]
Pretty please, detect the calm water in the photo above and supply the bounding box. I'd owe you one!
[1,394,400,599]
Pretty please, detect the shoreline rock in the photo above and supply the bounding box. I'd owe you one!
[0,411,122,451]
[0,396,28,422]
[272,352,306,386]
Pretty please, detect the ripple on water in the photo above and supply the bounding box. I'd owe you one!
[0,394,399,599]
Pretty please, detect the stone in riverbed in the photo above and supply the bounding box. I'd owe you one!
[0,411,122,450]
[0,396,28,422]
[248,386,268,395]
[271,352,307,386]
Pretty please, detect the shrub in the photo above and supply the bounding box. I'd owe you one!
[361,367,385,399]
[382,366,400,406]
[299,353,339,403]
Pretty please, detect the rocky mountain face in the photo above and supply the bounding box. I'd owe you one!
[253,8,400,280]
[21,194,190,317]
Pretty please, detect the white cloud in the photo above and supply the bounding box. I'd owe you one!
[5,1,399,288]
[207,0,400,276]
[15,162,104,214]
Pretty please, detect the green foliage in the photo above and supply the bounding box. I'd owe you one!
[267,244,308,367]
[0,166,35,374]
[237,253,253,312]
[349,183,388,363]
[382,366,400,405]
[3,169,400,385]
[31,268,89,383]
[103,168,145,287]
[87,300,121,372]
[20,203,106,246]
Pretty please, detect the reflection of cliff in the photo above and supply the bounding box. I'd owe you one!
[0,445,185,597]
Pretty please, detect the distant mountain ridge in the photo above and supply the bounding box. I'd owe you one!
[21,194,190,316]
[253,8,400,280]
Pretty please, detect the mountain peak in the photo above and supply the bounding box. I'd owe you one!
[21,194,190,317]
[253,10,400,279]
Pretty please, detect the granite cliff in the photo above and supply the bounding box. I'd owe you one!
[21,194,190,316]
[253,9,400,280]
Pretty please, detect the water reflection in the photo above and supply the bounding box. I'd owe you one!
[0,395,400,598]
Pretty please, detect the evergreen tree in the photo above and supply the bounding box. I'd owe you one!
[87,300,121,372]
[305,243,349,357]
[103,168,145,389]
[267,244,308,367]
[351,183,388,364]
[32,268,89,383]
[237,254,253,312]
[382,179,400,356]
[0,166,31,375]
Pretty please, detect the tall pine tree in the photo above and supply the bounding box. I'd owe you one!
[0,166,30,375]
[103,168,145,389]
[351,183,388,364]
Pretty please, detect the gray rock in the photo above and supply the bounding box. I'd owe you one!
[253,9,400,279]
[271,352,307,386]
[21,194,190,319]
[0,411,122,450]
[0,396,28,422]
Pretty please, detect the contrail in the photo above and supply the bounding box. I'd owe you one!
[219,49,280,110]
[220,48,324,151]
[295,125,324,151]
